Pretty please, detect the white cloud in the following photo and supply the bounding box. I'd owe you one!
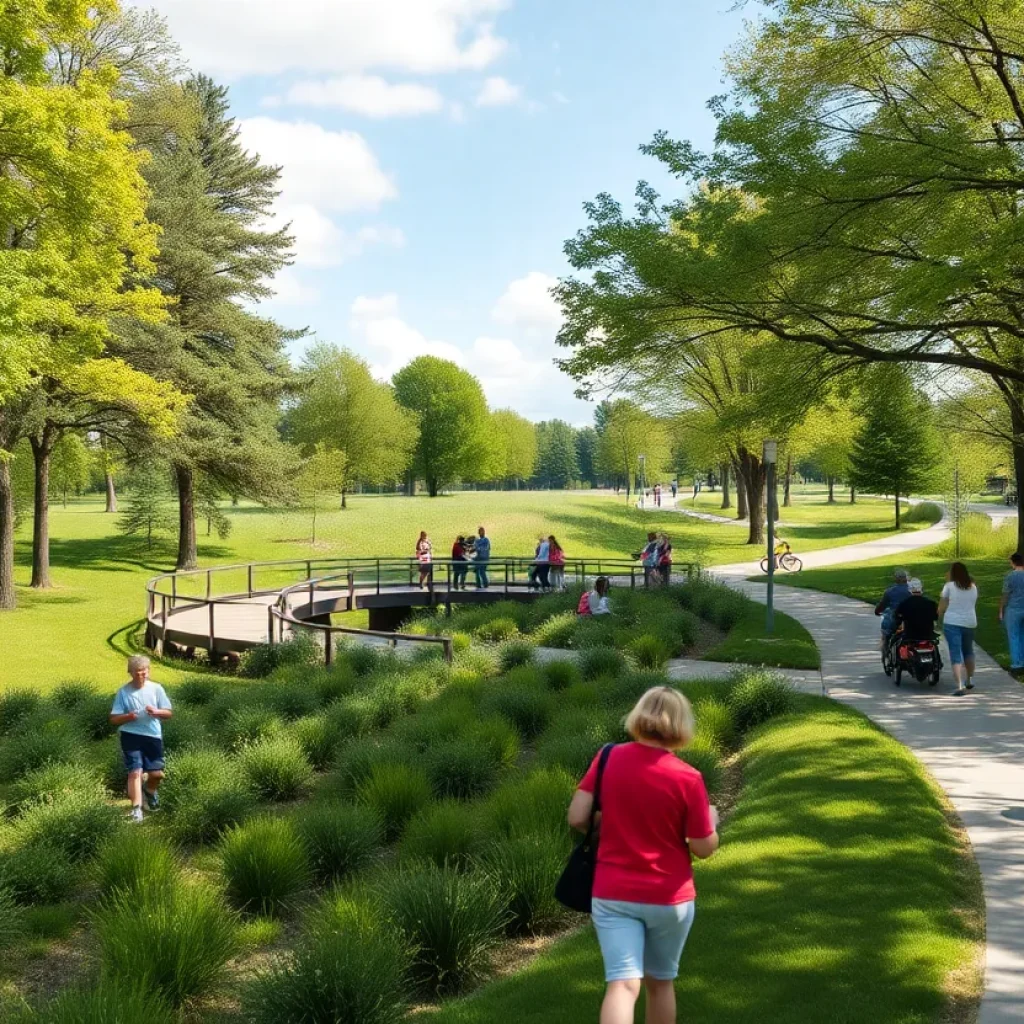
[238,118,397,215]
[269,269,319,305]
[351,294,464,379]
[492,271,562,333]
[147,0,509,78]
[279,76,445,118]
[475,76,522,107]
[274,205,406,267]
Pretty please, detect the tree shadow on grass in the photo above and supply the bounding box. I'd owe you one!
[38,535,233,575]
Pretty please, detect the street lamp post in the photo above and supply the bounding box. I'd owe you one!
[763,439,778,635]
[639,454,646,510]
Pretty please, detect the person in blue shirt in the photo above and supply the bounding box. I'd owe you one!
[999,553,1024,674]
[874,568,912,644]
[109,655,173,822]
[472,526,491,589]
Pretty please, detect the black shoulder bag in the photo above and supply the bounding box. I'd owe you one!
[554,743,615,914]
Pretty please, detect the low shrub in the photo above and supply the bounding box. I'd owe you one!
[375,863,507,996]
[10,762,105,806]
[424,737,501,801]
[325,692,378,740]
[260,680,321,722]
[356,763,432,843]
[466,717,520,771]
[245,896,409,1024]
[312,665,358,705]
[174,676,220,707]
[533,611,578,649]
[572,616,617,651]
[484,833,569,936]
[95,883,240,1007]
[220,817,311,917]
[728,671,796,732]
[903,500,943,525]
[564,680,602,708]
[220,706,285,750]
[498,639,535,672]
[479,680,552,740]
[542,658,581,690]
[694,698,738,752]
[160,708,210,753]
[238,735,314,803]
[677,734,725,795]
[626,634,672,670]
[578,645,626,681]
[0,690,42,737]
[480,768,576,842]
[399,801,484,870]
[535,732,602,777]
[473,617,520,645]
[27,982,177,1024]
[392,699,476,754]
[346,643,397,678]
[70,694,117,741]
[295,802,382,884]
[95,829,178,901]
[0,843,80,904]
[13,788,123,860]
[451,631,473,654]
[0,717,82,784]
[161,749,255,844]
[292,713,342,771]
[49,681,95,712]
[240,631,322,679]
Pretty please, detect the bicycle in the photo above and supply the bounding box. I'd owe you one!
[760,542,803,574]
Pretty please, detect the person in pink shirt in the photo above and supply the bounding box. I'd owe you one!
[568,687,720,1024]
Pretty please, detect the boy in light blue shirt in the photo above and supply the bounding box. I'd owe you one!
[110,655,173,822]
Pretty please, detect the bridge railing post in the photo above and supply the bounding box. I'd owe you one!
[442,637,453,664]
[348,572,355,610]
[325,628,334,668]
[171,574,177,609]
[268,606,275,644]
[161,593,168,635]
[247,564,254,598]
[208,602,215,656]
[206,570,212,601]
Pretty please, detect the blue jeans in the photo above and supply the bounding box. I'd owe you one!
[943,624,975,666]
[474,563,489,588]
[1005,607,1024,668]
[591,898,696,982]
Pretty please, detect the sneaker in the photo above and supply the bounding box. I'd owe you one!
[130,806,144,823]
[952,688,967,697]
[965,679,975,690]
[144,788,160,811]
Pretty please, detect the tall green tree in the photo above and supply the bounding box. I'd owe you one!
[392,357,491,497]
[117,75,297,569]
[575,426,599,488]
[487,410,538,488]
[0,0,168,608]
[534,420,580,489]
[849,369,939,528]
[287,345,417,507]
[595,401,670,501]
[50,434,92,508]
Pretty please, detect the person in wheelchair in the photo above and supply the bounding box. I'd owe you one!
[892,578,939,644]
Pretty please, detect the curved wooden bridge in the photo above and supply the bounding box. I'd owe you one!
[145,555,668,665]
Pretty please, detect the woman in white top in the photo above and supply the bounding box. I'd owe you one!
[938,561,979,696]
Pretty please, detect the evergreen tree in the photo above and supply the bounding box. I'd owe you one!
[196,475,233,541]
[849,368,939,528]
[575,427,598,488]
[534,421,580,489]
[116,74,297,569]
[119,465,176,549]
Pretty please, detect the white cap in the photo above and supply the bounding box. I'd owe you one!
[909,578,924,593]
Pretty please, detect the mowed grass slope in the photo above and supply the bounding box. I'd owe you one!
[425,699,983,1024]
[3,489,905,691]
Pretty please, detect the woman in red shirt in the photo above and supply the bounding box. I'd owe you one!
[568,687,719,1024]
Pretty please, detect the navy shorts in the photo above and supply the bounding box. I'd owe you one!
[121,732,165,773]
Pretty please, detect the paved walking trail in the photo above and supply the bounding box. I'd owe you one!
[714,521,1024,1023]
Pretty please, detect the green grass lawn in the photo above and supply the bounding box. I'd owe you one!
[424,698,982,1024]
[771,553,1013,668]
[2,489,911,692]
[703,603,820,670]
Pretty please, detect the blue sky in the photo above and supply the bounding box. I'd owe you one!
[147,0,757,424]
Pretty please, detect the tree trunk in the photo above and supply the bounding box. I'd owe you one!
[739,448,766,545]
[341,487,347,510]
[1003,392,1024,552]
[734,460,748,520]
[105,471,118,513]
[783,456,793,507]
[895,489,901,529]
[850,485,856,504]
[827,475,836,503]
[0,459,16,611]
[175,464,198,570]
[30,431,53,589]
[427,477,439,498]
[720,463,732,509]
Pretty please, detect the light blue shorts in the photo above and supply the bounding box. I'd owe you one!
[591,898,696,982]
[943,624,975,666]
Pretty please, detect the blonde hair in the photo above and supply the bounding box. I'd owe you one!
[624,687,695,749]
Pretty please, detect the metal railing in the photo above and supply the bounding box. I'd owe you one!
[145,555,693,664]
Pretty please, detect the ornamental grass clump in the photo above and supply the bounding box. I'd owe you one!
[424,736,502,801]
[161,749,255,845]
[49,681,95,712]
[694,698,738,753]
[220,706,285,750]
[12,787,122,860]
[0,843,79,905]
[94,882,240,1007]
[10,762,105,806]
[483,833,570,937]
[542,657,581,690]
[0,887,24,949]
[245,895,409,1024]
[356,762,432,843]
[473,617,520,645]
[480,768,576,843]
[295,802,383,884]
[533,611,578,650]
[220,817,311,917]
[174,676,219,707]
[292,713,343,771]
[677,734,725,796]
[238,735,314,802]
[375,863,508,996]
[0,690,42,737]
[0,716,82,784]
[728,671,796,733]
[626,634,672,670]
[94,828,179,901]
[73,694,118,741]
[479,677,552,740]
[27,981,178,1024]
[578,645,626,681]
[498,638,535,672]
[399,801,484,870]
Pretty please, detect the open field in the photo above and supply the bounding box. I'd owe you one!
[0,488,905,691]
[424,698,982,1024]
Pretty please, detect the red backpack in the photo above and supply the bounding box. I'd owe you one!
[577,592,592,616]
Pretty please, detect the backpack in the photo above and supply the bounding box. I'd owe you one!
[577,592,592,616]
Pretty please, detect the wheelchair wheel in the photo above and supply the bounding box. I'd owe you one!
[781,554,803,572]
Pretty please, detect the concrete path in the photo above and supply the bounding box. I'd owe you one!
[712,523,1024,1023]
